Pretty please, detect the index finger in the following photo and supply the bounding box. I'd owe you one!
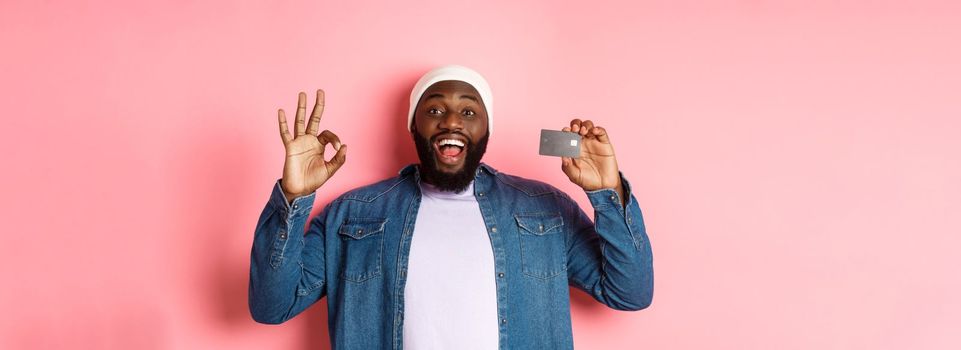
[592,126,611,143]
[307,89,325,135]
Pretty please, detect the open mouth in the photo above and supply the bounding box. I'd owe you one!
[432,136,468,165]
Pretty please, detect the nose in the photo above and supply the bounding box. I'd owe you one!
[438,111,464,131]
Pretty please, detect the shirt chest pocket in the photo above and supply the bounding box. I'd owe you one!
[337,217,387,283]
[515,212,566,279]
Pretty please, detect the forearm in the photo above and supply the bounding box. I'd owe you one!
[569,174,654,310]
[248,181,322,324]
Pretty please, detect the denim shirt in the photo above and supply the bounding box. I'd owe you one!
[249,163,654,349]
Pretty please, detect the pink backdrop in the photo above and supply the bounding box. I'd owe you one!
[2,1,960,349]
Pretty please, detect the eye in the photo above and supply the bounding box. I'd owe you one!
[428,108,444,115]
[462,109,475,116]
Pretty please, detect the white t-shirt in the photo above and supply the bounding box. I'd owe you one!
[403,181,499,349]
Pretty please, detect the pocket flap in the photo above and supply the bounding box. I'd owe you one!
[338,218,387,239]
[514,213,564,235]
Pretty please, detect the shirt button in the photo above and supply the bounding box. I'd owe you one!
[478,192,485,197]
[279,231,287,239]
[538,224,544,232]
[491,227,498,233]
[401,269,407,277]
[627,217,632,224]
[293,204,298,209]
[357,229,364,235]
[501,318,507,324]
[498,272,504,278]
[610,195,616,201]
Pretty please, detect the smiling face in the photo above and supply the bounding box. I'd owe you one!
[411,80,490,192]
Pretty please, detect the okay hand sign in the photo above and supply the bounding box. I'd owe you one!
[278,89,347,201]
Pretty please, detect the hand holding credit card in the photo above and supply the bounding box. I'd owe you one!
[551,119,623,197]
[539,129,581,157]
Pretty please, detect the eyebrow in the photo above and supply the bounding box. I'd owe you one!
[425,93,479,103]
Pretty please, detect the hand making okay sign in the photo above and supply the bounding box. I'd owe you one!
[278,89,347,201]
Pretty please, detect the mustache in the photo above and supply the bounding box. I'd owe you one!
[430,132,472,144]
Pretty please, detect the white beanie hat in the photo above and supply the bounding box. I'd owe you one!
[408,65,494,135]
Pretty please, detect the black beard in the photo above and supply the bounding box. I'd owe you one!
[412,130,489,193]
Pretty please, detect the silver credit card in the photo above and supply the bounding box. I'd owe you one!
[539,129,581,157]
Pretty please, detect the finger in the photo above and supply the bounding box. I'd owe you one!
[562,126,571,132]
[593,126,611,143]
[307,89,325,135]
[570,118,582,133]
[318,130,342,151]
[579,119,593,137]
[295,91,307,136]
[327,143,347,174]
[278,109,292,145]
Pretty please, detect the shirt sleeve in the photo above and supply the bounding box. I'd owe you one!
[248,180,329,324]
[564,172,654,311]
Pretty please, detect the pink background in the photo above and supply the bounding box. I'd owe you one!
[2,1,960,349]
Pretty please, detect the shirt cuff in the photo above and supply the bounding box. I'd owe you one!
[584,171,635,210]
[268,180,316,217]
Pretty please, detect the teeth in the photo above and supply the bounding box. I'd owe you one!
[438,139,465,147]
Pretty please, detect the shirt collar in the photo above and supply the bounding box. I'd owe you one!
[398,162,498,177]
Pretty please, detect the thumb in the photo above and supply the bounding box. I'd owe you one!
[560,156,577,180]
[327,144,347,174]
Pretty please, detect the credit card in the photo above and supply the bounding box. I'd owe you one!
[539,129,582,157]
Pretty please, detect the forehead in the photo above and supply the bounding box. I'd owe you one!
[421,80,481,100]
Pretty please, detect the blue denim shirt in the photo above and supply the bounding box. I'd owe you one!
[249,163,654,349]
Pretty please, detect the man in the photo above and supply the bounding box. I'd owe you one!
[249,65,653,349]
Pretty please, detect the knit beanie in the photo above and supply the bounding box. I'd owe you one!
[408,65,494,135]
